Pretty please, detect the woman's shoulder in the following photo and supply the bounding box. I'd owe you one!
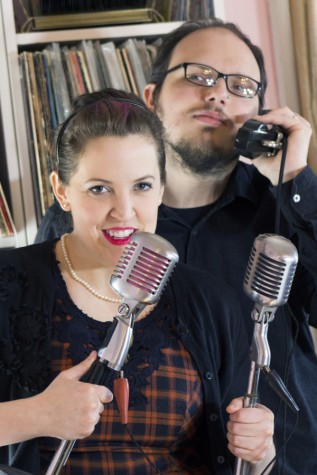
[0,240,57,292]
[0,240,55,266]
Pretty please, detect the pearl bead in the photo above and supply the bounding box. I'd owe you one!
[61,234,121,304]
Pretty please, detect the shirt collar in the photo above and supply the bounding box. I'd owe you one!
[159,161,266,220]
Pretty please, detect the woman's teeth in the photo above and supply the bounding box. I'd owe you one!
[106,229,134,238]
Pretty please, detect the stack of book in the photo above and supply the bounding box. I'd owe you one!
[28,1,151,15]
[21,1,214,31]
[21,1,163,31]
[19,37,161,223]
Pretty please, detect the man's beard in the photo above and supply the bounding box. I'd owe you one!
[168,135,239,176]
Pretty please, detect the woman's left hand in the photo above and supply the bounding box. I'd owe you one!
[226,397,274,463]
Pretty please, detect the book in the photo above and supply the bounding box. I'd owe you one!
[120,47,139,95]
[0,183,16,238]
[26,50,53,213]
[42,50,58,130]
[69,48,87,96]
[120,39,148,96]
[94,40,112,89]
[100,41,128,91]
[115,46,132,92]
[27,9,162,31]
[19,53,44,224]
[61,46,79,102]
[81,40,102,92]
[76,49,93,93]
[43,43,72,124]
[20,51,46,218]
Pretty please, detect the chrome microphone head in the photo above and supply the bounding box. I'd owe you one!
[110,231,179,304]
[243,234,298,308]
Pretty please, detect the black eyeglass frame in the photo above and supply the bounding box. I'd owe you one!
[163,62,262,99]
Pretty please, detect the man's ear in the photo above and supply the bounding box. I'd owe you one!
[50,171,71,212]
[143,84,156,111]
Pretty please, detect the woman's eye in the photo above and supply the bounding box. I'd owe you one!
[89,185,110,194]
[135,182,153,191]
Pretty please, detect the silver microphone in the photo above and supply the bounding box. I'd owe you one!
[234,234,299,475]
[111,230,179,303]
[46,232,179,475]
[243,233,298,321]
[98,231,179,370]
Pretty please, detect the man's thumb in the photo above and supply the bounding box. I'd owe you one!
[62,351,97,381]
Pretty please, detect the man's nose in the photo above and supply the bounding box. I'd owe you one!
[203,78,230,105]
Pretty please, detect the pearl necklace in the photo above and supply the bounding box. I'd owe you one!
[61,234,121,303]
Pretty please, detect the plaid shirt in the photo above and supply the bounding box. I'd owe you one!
[39,273,210,474]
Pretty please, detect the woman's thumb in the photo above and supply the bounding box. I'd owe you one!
[62,351,97,381]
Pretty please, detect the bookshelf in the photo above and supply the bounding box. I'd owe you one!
[0,0,225,247]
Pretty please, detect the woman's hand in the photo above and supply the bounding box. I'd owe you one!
[226,397,274,464]
[36,351,113,440]
[0,352,113,446]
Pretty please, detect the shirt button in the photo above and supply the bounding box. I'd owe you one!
[293,194,301,203]
[205,371,213,380]
[209,413,219,422]
[179,327,188,336]
[217,456,225,464]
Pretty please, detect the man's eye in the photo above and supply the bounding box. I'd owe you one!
[231,79,255,93]
[188,74,209,83]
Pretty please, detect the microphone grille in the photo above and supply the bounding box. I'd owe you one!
[111,232,179,303]
[243,234,298,307]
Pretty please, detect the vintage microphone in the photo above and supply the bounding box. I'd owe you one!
[46,231,179,475]
[234,233,299,475]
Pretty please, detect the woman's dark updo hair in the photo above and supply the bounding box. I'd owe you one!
[52,88,166,185]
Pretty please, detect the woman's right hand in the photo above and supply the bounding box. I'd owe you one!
[36,351,113,440]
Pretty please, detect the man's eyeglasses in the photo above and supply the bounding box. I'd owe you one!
[164,62,262,99]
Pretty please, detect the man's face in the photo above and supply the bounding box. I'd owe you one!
[145,28,261,176]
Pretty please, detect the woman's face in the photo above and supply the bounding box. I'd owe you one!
[53,134,164,266]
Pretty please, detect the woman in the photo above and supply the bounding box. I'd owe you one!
[0,89,274,474]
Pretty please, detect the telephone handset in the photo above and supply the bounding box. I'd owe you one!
[235,112,285,159]
[235,111,288,235]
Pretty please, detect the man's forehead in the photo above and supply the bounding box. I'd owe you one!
[169,27,260,79]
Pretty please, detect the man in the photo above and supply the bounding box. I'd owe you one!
[36,19,317,475]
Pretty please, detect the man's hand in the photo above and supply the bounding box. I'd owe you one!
[252,107,312,185]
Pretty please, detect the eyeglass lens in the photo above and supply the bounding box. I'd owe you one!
[185,64,259,97]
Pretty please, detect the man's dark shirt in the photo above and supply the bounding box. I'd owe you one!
[35,162,317,475]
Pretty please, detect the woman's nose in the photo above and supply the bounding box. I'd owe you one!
[109,194,135,221]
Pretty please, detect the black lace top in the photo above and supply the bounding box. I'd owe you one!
[38,253,209,474]
[0,240,248,474]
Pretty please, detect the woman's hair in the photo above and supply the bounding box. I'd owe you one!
[150,18,267,111]
[52,88,166,185]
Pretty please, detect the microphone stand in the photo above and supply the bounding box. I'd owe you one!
[234,304,298,475]
[46,299,143,475]
[234,305,272,475]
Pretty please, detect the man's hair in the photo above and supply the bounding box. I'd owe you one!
[150,18,267,110]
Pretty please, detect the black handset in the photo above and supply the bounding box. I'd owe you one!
[235,111,285,159]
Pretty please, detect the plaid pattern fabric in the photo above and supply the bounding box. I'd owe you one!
[39,283,209,474]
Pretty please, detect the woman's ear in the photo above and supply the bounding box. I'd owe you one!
[158,184,164,206]
[143,84,156,112]
[50,171,71,212]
